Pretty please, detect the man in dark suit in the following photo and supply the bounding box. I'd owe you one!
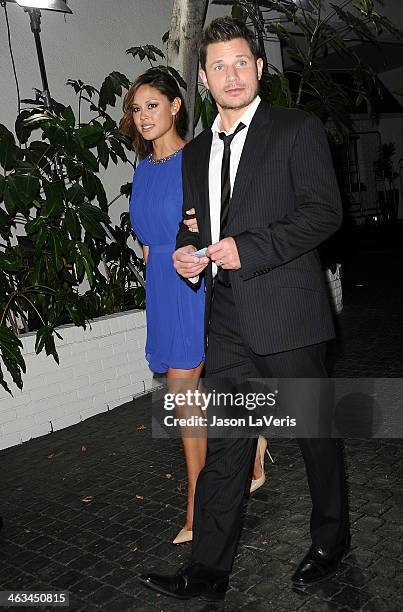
[140,16,350,602]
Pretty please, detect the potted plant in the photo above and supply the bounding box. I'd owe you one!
[374,142,400,223]
[0,72,145,394]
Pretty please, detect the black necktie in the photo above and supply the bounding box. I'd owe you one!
[216,122,246,285]
[218,121,246,239]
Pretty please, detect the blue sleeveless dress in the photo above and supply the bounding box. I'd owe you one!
[130,150,205,373]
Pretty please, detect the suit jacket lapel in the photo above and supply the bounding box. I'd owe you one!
[229,102,273,224]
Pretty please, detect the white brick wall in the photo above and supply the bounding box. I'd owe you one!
[0,311,157,450]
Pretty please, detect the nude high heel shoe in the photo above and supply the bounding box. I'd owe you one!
[250,435,274,494]
[172,528,193,544]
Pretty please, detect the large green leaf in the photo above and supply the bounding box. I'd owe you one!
[76,147,99,171]
[22,111,51,127]
[120,182,132,197]
[99,71,131,111]
[26,141,52,168]
[82,169,97,199]
[109,136,127,162]
[66,79,97,99]
[0,124,16,146]
[166,66,187,91]
[65,158,82,179]
[82,170,108,210]
[201,95,217,129]
[0,137,19,171]
[104,241,121,262]
[43,123,68,148]
[67,183,86,205]
[267,73,292,107]
[35,325,59,363]
[34,226,49,256]
[65,298,85,326]
[80,203,108,223]
[50,229,64,271]
[74,249,85,282]
[0,253,25,272]
[63,105,75,128]
[0,206,11,231]
[126,45,165,63]
[0,325,25,392]
[8,174,40,207]
[76,124,104,148]
[15,110,37,144]
[3,182,19,215]
[64,207,81,241]
[28,257,45,285]
[0,364,12,395]
[42,179,65,217]
[78,204,108,239]
[231,3,246,21]
[25,216,44,235]
[97,140,109,169]
[76,242,95,286]
[0,176,5,203]
[93,174,108,211]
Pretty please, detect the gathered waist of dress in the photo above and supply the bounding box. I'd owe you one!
[149,243,176,254]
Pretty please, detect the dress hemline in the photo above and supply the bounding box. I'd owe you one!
[147,355,205,375]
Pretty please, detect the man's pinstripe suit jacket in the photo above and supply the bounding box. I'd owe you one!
[176,101,343,356]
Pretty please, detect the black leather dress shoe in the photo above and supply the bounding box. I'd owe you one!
[139,562,229,601]
[292,539,351,586]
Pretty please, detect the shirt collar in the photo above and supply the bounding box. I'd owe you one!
[211,95,261,137]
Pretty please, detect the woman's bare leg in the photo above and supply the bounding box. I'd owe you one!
[167,363,206,530]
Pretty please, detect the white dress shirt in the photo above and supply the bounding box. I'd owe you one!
[208,95,261,277]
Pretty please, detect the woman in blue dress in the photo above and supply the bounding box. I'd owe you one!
[120,69,206,544]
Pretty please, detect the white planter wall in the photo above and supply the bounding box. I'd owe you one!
[0,311,155,451]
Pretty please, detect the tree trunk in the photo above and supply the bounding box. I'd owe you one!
[167,0,208,138]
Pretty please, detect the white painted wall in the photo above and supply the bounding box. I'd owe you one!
[0,310,157,450]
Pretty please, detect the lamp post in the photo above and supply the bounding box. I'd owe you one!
[3,0,72,109]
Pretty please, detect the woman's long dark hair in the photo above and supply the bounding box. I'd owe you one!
[120,68,188,159]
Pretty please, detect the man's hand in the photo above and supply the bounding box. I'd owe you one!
[173,246,209,279]
[183,208,198,233]
[207,237,241,270]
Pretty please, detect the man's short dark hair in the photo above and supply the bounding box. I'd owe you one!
[199,16,261,71]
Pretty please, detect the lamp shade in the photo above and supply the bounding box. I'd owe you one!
[4,0,72,13]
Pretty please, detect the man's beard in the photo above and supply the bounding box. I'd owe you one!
[216,84,259,111]
[220,100,249,110]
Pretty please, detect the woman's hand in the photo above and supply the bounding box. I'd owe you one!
[183,208,198,233]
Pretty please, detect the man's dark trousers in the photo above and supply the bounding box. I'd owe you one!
[191,281,350,573]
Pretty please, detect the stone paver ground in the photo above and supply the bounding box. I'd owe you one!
[0,224,402,611]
